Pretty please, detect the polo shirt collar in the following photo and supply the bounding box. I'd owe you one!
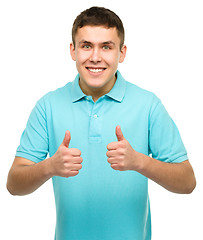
[105,71,126,102]
[71,70,126,103]
[71,74,86,102]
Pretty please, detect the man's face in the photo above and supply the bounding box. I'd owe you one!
[70,26,126,96]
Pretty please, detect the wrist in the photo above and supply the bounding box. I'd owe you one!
[132,151,151,173]
[43,157,55,178]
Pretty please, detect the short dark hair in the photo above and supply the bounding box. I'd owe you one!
[72,7,125,50]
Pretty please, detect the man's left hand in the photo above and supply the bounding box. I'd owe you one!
[106,126,137,171]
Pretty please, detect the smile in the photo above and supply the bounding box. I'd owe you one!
[86,67,106,73]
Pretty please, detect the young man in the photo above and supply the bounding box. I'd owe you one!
[7,6,196,240]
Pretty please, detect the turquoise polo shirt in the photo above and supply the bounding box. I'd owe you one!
[16,71,188,240]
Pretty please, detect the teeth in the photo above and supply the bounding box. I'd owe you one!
[88,68,104,73]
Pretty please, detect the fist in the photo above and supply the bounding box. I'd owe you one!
[106,126,136,171]
[49,130,83,178]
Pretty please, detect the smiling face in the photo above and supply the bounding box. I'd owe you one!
[70,26,127,100]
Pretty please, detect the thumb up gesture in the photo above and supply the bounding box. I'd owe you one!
[49,130,83,178]
[106,126,137,171]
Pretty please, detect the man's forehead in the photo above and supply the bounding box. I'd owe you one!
[75,26,119,42]
[78,39,116,46]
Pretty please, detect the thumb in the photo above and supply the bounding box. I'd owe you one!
[61,130,71,148]
[116,125,125,141]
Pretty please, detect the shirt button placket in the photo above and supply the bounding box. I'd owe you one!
[89,102,102,143]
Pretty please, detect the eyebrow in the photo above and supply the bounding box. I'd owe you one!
[102,41,116,45]
[78,40,116,46]
[79,40,91,45]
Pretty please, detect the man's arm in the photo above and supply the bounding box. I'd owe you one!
[131,154,196,194]
[7,156,53,196]
[106,126,196,194]
[7,130,83,196]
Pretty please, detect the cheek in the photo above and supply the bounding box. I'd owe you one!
[105,52,120,66]
[75,51,90,65]
[105,56,113,64]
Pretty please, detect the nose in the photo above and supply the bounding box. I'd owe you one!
[89,47,102,63]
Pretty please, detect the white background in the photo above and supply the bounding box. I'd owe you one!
[0,0,202,239]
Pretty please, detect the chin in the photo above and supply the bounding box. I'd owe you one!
[87,81,105,89]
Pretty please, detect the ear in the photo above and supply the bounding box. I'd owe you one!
[70,42,76,61]
[119,45,127,63]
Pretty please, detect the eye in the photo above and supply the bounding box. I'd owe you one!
[103,45,110,50]
[83,45,91,49]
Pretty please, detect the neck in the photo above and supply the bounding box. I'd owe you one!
[79,76,116,102]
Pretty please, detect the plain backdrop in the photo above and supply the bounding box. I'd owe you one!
[0,0,202,239]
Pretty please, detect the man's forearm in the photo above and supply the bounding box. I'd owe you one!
[134,152,196,194]
[7,158,53,196]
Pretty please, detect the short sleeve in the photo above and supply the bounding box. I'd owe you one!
[148,98,188,163]
[16,98,49,163]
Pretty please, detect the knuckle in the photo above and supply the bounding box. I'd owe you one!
[62,169,71,177]
[118,148,124,155]
[68,148,74,155]
[117,162,125,170]
[111,164,119,171]
[71,148,81,156]
[120,162,125,168]
[63,162,70,169]
[111,164,116,170]
[118,141,125,148]
[75,148,80,154]
[120,163,125,170]
[64,155,71,163]
[58,149,69,160]
[120,154,125,160]
[68,171,79,177]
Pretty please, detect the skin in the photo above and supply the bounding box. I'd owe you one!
[107,126,196,194]
[7,26,196,196]
[70,26,127,102]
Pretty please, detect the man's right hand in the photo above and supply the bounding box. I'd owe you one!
[49,130,83,178]
[7,130,82,196]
